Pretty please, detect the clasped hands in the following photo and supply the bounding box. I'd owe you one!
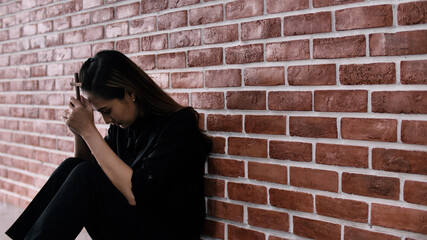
[63,96,96,137]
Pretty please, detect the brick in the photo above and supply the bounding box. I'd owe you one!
[344,226,400,240]
[169,0,199,8]
[241,18,281,40]
[270,140,312,162]
[158,11,187,30]
[336,5,392,30]
[147,72,169,88]
[29,8,44,22]
[106,22,128,38]
[170,72,202,89]
[291,167,338,192]
[341,118,397,142]
[30,36,45,49]
[316,143,368,168]
[83,0,102,9]
[316,196,368,222]
[226,91,266,110]
[398,1,427,25]
[45,33,63,47]
[170,29,200,49]
[372,204,427,234]
[288,64,336,86]
[228,225,264,240]
[116,38,140,54]
[188,48,223,67]
[204,178,225,198]
[129,17,156,35]
[290,117,337,138]
[402,120,427,145]
[226,0,263,20]
[116,2,139,19]
[370,30,427,56]
[92,42,114,55]
[207,199,243,222]
[248,207,289,231]
[270,188,313,212]
[141,34,167,51]
[38,20,53,34]
[53,48,72,61]
[372,91,427,114]
[268,91,311,111]
[53,17,70,31]
[228,137,267,158]
[191,92,224,109]
[157,52,185,69]
[226,44,263,64]
[313,0,362,7]
[295,218,340,240]
[401,60,427,84]
[31,66,46,77]
[84,26,104,41]
[339,63,396,85]
[266,40,309,61]
[92,7,114,23]
[284,12,331,36]
[202,219,224,239]
[47,4,63,17]
[211,136,225,154]
[205,69,241,88]
[343,173,400,199]
[132,55,156,71]
[207,114,242,132]
[248,162,286,184]
[141,0,168,14]
[314,35,365,59]
[228,182,267,204]
[64,30,84,44]
[189,4,223,25]
[0,30,8,41]
[72,45,91,59]
[47,64,63,76]
[71,13,90,27]
[245,115,286,135]
[244,67,284,86]
[204,24,238,45]
[266,0,308,13]
[169,93,188,106]
[315,90,367,112]
[404,180,427,206]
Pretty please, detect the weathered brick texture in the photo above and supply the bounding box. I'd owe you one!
[0,1,426,239]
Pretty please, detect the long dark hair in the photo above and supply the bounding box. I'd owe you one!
[79,50,183,116]
[79,50,211,150]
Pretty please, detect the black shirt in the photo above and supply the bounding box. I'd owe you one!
[104,107,210,239]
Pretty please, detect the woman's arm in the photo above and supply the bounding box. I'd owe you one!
[66,97,136,206]
[74,135,94,161]
[81,129,136,206]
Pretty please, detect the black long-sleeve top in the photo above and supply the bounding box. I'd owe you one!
[104,107,210,239]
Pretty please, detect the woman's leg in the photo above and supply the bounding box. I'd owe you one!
[23,161,142,240]
[6,158,85,240]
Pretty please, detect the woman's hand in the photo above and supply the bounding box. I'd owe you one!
[63,96,96,137]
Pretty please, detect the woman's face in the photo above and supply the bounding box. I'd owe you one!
[87,91,139,128]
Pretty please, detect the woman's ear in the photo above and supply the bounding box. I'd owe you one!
[126,89,136,102]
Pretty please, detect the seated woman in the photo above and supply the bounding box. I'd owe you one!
[6,50,211,240]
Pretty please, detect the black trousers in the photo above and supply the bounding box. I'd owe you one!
[6,158,143,240]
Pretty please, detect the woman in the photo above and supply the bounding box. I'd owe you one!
[6,50,211,240]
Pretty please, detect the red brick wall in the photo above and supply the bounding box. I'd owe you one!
[0,0,426,239]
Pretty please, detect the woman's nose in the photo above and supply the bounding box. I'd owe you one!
[102,114,112,124]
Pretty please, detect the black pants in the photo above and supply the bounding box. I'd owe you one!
[6,158,142,240]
